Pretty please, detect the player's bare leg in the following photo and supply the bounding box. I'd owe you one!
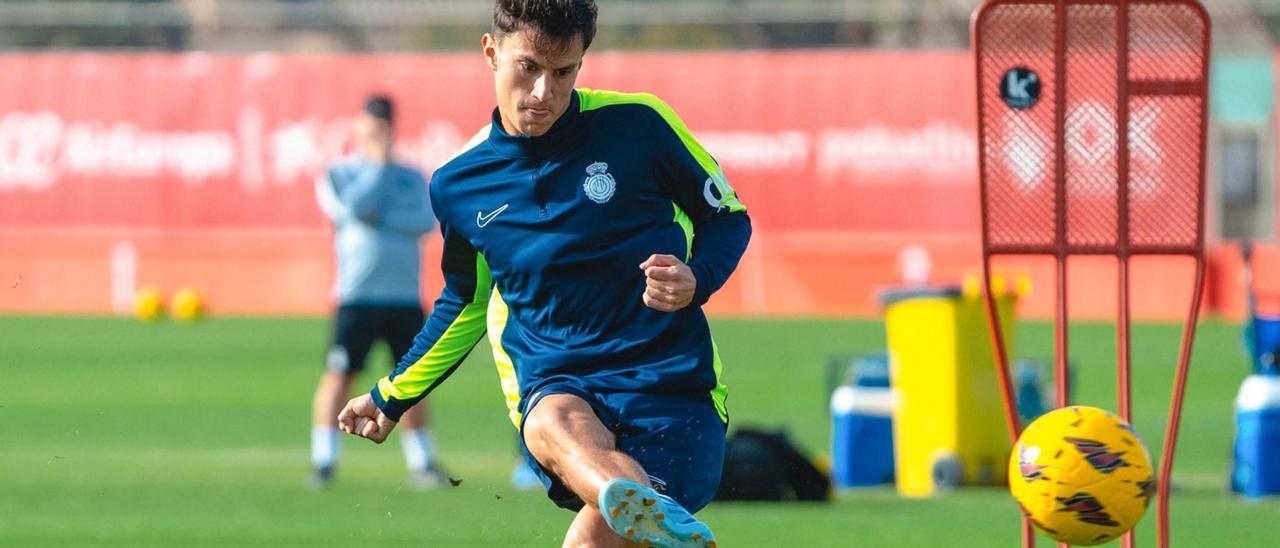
[523,394,650,504]
[310,371,355,486]
[313,371,355,427]
[400,399,427,429]
[524,394,714,547]
[523,394,645,546]
[398,400,445,489]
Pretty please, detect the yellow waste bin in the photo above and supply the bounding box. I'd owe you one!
[881,281,1018,497]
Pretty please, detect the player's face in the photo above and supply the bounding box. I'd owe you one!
[483,28,584,137]
[353,113,389,148]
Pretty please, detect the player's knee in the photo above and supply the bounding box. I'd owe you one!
[523,407,560,457]
[525,394,606,467]
[526,394,588,439]
[325,344,352,373]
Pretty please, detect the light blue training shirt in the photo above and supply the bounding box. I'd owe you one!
[315,155,435,306]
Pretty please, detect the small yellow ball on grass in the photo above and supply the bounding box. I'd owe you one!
[133,286,165,321]
[171,287,205,322]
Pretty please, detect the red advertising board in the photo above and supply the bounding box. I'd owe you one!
[0,52,980,232]
[0,52,1234,319]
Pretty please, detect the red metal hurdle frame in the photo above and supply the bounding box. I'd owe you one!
[972,1,1210,546]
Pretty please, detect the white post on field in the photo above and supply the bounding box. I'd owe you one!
[110,240,137,314]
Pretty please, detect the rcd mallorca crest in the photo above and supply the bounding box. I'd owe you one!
[583,162,616,204]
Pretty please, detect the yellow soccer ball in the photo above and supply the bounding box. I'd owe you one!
[171,287,204,322]
[133,286,165,321]
[1009,406,1155,546]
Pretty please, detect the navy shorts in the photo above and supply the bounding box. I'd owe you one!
[518,383,727,513]
[326,304,424,374]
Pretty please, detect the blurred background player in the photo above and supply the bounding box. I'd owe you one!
[310,94,443,489]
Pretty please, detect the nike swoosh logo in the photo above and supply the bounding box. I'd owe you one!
[476,204,509,228]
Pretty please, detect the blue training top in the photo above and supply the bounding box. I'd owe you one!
[369,89,752,427]
[316,156,435,307]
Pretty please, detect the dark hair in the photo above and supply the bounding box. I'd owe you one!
[362,94,395,124]
[493,0,598,52]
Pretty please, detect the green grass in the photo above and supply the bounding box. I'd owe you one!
[0,315,1277,547]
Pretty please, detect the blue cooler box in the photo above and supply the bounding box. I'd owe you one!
[831,355,895,488]
[1232,373,1280,498]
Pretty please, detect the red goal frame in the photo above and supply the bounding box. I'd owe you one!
[973,1,1210,546]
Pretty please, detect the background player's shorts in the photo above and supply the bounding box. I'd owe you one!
[518,383,727,513]
[325,304,424,374]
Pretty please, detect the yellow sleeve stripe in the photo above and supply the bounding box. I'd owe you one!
[377,254,492,402]
[673,203,694,261]
[710,340,729,424]
[486,288,523,428]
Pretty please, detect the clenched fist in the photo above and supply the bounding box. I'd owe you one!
[337,393,398,443]
[640,254,697,313]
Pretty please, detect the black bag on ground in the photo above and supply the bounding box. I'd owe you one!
[715,428,831,502]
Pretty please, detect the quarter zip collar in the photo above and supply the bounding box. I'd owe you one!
[487,90,583,160]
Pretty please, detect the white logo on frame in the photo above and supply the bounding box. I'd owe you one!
[1002,101,1164,199]
[583,162,616,204]
[1002,115,1047,193]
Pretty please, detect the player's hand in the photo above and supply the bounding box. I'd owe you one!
[639,254,697,312]
[337,394,397,443]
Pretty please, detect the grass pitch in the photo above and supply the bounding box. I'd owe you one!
[0,315,1276,546]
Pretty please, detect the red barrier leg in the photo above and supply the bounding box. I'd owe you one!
[1157,258,1206,548]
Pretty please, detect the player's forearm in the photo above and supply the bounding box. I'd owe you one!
[687,211,752,306]
[371,292,486,420]
[341,167,389,222]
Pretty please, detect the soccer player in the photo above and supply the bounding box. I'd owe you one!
[310,95,444,489]
[338,2,750,546]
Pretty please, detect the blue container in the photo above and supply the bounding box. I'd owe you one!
[1013,359,1049,426]
[1246,315,1280,374]
[1232,373,1280,498]
[831,355,895,488]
